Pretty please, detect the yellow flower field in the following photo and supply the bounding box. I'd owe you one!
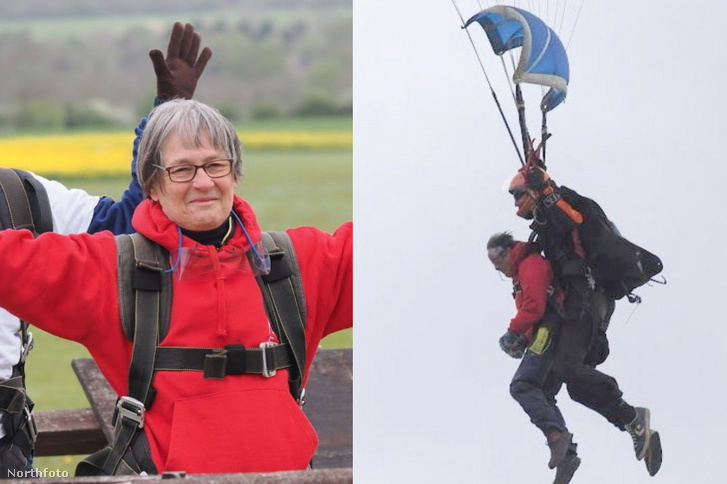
[0,130,352,176]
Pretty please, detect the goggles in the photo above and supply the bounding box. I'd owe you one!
[167,214,271,281]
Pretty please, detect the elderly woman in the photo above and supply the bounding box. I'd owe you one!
[0,99,352,476]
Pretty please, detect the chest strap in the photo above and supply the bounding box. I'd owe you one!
[153,343,294,379]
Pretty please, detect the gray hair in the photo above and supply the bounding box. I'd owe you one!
[486,231,515,261]
[137,99,243,196]
[487,231,515,251]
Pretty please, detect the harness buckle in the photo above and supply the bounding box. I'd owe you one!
[584,266,596,290]
[20,332,33,364]
[298,388,306,408]
[24,406,37,443]
[259,342,277,378]
[116,396,145,429]
[542,192,561,208]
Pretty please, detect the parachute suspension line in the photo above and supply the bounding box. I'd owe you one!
[507,49,518,72]
[541,109,548,167]
[565,0,586,50]
[623,297,641,325]
[451,0,525,165]
[499,56,516,102]
[515,84,533,164]
[545,1,549,26]
[557,0,568,38]
[649,275,667,285]
[534,0,543,25]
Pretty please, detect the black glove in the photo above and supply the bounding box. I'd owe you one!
[149,22,213,101]
[525,166,553,192]
[499,330,528,359]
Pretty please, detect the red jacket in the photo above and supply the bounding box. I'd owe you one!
[0,196,352,474]
[507,242,553,338]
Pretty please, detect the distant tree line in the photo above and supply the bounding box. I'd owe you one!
[0,9,351,132]
[0,0,350,20]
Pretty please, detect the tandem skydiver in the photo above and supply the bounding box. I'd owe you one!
[502,164,663,477]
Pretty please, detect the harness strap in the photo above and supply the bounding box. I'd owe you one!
[126,233,166,408]
[153,344,295,378]
[0,386,36,458]
[0,169,36,233]
[0,376,29,414]
[100,233,166,475]
[257,232,307,402]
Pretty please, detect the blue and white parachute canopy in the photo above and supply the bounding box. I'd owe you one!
[464,5,569,112]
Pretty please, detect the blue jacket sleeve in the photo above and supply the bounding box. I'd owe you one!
[87,117,148,235]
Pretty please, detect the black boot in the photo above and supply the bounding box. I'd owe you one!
[553,452,580,484]
[547,432,573,469]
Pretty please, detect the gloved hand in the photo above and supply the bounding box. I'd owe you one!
[149,22,213,101]
[499,330,529,359]
[524,166,547,190]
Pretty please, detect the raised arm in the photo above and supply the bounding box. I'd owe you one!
[88,22,212,235]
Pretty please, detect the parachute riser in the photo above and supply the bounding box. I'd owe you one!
[516,84,553,171]
[515,84,533,167]
[540,108,549,168]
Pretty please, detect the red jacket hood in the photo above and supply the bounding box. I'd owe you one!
[508,241,531,277]
[131,195,264,250]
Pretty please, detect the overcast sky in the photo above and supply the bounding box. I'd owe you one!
[354,0,727,482]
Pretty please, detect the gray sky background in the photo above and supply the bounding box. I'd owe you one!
[354,0,727,482]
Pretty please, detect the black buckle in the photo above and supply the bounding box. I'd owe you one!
[203,345,247,379]
[225,345,247,374]
[261,248,291,283]
[542,191,561,208]
[132,262,163,291]
[204,352,226,379]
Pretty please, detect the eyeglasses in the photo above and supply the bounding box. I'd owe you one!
[510,188,528,201]
[153,159,233,183]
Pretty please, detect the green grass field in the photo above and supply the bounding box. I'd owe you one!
[27,147,351,472]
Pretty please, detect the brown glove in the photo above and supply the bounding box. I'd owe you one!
[149,22,212,100]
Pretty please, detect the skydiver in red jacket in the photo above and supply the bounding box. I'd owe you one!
[487,232,579,484]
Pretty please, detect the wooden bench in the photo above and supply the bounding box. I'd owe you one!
[30,348,352,483]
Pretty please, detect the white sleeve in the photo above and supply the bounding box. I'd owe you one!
[32,173,100,235]
[0,309,22,439]
[0,309,21,381]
